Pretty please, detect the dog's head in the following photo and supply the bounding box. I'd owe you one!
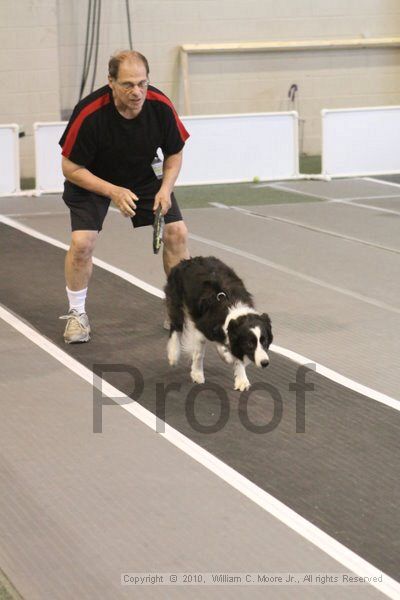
[227,313,273,367]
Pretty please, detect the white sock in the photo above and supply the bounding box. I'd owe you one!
[66,287,88,314]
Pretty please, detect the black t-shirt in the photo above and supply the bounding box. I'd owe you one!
[59,84,189,199]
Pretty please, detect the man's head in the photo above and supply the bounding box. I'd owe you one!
[108,50,150,117]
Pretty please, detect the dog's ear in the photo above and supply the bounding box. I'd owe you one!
[198,282,219,314]
[260,313,273,343]
[227,319,240,336]
[260,312,271,325]
[199,294,213,313]
[212,325,226,343]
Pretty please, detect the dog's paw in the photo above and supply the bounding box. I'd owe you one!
[191,369,205,384]
[234,377,251,392]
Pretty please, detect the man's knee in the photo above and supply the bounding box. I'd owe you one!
[163,221,188,250]
[69,231,97,261]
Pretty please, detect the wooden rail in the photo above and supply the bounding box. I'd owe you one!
[180,37,400,113]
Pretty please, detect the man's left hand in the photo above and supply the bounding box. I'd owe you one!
[153,187,172,216]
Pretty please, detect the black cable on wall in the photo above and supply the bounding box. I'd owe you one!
[78,0,134,100]
[90,0,102,92]
[79,0,92,99]
[126,0,133,50]
[78,0,102,100]
[79,0,94,99]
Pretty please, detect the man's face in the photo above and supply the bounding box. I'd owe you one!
[108,59,149,117]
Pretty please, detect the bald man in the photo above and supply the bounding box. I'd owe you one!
[59,50,190,343]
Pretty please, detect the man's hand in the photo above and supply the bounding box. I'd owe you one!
[153,187,172,216]
[110,186,138,217]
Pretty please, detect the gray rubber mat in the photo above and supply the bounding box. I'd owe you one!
[374,174,400,185]
[343,197,400,212]
[225,202,400,252]
[0,194,67,216]
[268,179,400,200]
[183,207,400,309]
[0,222,399,583]
[0,320,384,600]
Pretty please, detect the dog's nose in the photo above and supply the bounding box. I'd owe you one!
[260,360,269,368]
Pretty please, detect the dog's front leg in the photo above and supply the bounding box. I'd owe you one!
[233,360,250,391]
[191,331,206,384]
[216,343,234,364]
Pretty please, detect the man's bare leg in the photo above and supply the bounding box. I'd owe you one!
[62,230,98,343]
[65,230,98,290]
[162,221,190,276]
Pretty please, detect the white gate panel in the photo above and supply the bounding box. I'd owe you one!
[34,122,67,193]
[179,112,299,185]
[322,107,400,178]
[0,124,20,195]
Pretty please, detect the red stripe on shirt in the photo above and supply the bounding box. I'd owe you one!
[146,90,189,143]
[62,93,111,158]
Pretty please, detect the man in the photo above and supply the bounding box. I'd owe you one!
[59,50,190,343]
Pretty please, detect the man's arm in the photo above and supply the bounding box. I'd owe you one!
[153,150,183,214]
[62,156,138,217]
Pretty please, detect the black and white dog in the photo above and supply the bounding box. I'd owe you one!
[165,256,273,391]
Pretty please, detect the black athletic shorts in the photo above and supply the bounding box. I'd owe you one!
[63,190,183,232]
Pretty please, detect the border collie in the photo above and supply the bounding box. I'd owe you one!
[165,256,273,391]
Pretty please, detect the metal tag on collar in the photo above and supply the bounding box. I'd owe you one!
[217,292,227,301]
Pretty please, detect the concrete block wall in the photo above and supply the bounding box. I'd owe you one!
[1,0,400,177]
[0,0,61,178]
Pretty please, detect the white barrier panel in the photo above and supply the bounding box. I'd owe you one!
[34,121,67,193]
[0,124,20,195]
[322,106,400,178]
[33,112,299,192]
[179,112,299,185]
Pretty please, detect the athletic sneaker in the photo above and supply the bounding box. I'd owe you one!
[60,309,91,344]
